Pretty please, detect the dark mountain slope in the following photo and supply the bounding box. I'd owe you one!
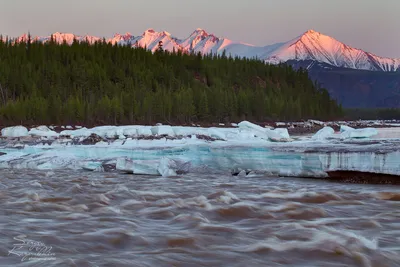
[287,60,400,108]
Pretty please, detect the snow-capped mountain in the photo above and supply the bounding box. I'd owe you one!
[264,30,400,72]
[107,29,182,51]
[8,29,400,72]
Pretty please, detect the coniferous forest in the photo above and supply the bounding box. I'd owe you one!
[0,37,343,126]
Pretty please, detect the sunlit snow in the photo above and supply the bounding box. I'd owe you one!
[10,29,400,71]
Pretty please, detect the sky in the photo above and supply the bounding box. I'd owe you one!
[1,0,399,58]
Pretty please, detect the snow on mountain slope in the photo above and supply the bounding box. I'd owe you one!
[12,32,102,45]
[264,30,400,71]
[107,29,183,52]
[137,29,181,52]
[108,32,135,45]
[35,32,101,45]
[10,29,400,72]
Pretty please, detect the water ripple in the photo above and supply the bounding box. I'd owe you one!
[0,170,399,266]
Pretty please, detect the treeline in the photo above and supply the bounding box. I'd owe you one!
[0,37,343,126]
[345,108,400,120]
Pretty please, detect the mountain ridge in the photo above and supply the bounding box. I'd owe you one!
[4,28,399,72]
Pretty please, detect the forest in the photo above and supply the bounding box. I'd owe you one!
[0,36,343,126]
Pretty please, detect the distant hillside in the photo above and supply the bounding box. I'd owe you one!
[288,60,400,108]
[0,39,343,126]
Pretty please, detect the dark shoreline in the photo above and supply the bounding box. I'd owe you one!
[327,171,400,185]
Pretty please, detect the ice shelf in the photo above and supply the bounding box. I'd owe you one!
[0,138,399,178]
[0,122,400,178]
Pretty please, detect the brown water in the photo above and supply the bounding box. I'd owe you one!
[0,170,399,267]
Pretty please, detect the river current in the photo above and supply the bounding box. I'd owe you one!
[0,170,399,266]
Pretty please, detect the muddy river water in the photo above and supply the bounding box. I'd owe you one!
[0,170,399,266]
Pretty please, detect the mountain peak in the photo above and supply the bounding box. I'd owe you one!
[49,32,77,40]
[141,29,172,39]
[52,32,72,36]
[302,29,322,37]
[191,28,209,37]
[143,28,156,34]
[113,32,131,38]
[195,28,207,33]
[297,29,336,45]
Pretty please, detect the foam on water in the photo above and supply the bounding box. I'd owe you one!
[0,170,399,266]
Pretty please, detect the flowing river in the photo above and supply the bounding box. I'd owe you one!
[1,170,399,266]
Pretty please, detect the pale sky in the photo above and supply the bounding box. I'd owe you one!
[1,0,399,58]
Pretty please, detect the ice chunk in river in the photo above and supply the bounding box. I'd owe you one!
[312,127,335,140]
[28,126,59,137]
[116,158,161,176]
[237,121,290,141]
[1,126,29,138]
[340,128,378,139]
[340,125,354,133]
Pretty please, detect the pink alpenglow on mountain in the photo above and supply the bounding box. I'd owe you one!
[9,29,400,72]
